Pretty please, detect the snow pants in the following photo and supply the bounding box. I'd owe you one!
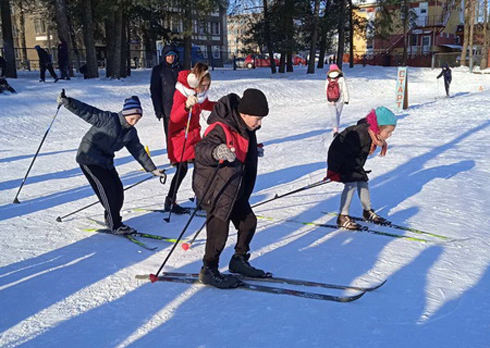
[444,79,451,97]
[203,200,257,268]
[40,63,58,82]
[340,181,371,215]
[328,102,344,131]
[80,164,124,230]
[167,161,188,202]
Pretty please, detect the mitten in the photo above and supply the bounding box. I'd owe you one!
[257,143,264,157]
[212,144,236,162]
[185,95,198,109]
[151,169,167,178]
[57,89,69,106]
[324,169,341,182]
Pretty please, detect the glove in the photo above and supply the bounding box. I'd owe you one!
[324,169,341,182]
[185,95,198,110]
[151,169,167,178]
[344,102,349,105]
[212,144,236,162]
[57,89,69,106]
[257,143,264,158]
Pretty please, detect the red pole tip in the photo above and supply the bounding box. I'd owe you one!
[182,243,190,251]
[149,274,158,283]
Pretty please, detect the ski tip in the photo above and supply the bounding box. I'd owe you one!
[135,274,150,280]
[368,279,388,291]
[341,291,366,302]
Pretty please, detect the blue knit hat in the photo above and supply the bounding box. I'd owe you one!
[122,96,143,116]
[375,107,396,126]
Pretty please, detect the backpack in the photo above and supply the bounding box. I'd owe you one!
[327,77,341,102]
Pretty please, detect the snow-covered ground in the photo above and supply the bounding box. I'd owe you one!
[1,64,489,348]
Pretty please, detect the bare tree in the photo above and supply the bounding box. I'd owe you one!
[480,0,488,69]
[82,0,98,78]
[263,0,277,73]
[54,0,74,76]
[336,0,347,69]
[307,0,321,74]
[461,0,471,66]
[468,0,476,69]
[1,0,17,78]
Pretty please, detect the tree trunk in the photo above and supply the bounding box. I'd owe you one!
[461,0,470,66]
[18,3,29,70]
[106,4,123,78]
[82,0,98,78]
[402,0,409,65]
[480,0,488,69]
[307,0,321,74]
[0,0,17,78]
[317,0,331,69]
[349,0,354,68]
[287,52,293,72]
[468,0,475,69]
[182,3,193,70]
[336,0,347,69]
[120,6,128,78]
[54,0,74,76]
[263,0,276,73]
[279,52,286,73]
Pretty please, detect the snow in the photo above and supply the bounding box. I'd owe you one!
[1,64,489,348]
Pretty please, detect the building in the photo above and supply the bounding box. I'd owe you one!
[353,0,464,67]
[227,13,261,57]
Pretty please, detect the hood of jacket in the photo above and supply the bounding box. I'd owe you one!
[207,93,249,140]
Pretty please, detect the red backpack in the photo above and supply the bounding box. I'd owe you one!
[326,77,341,102]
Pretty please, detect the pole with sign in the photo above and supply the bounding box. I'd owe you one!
[395,67,408,111]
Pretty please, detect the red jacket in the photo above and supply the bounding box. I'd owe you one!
[168,70,215,163]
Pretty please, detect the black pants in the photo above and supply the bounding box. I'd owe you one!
[161,116,170,148]
[40,63,58,81]
[167,161,188,202]
[444,79,450,96]
[80,164,124,230]
[203,201,257,268]
[59,60,70,79]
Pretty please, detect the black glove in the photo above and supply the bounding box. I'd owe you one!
[57,89,69,107]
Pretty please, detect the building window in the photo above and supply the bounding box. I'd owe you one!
[200,45,208,59]
[211,22,220,35]
[34,19,46,35]
[198,21,207,34]
[212,46,220,59]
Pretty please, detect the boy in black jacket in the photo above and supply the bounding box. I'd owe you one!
[193,89,270,289]
[437,64,452,97]
[58,91,166,234]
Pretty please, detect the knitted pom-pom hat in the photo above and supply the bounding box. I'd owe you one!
[122,96,143,116]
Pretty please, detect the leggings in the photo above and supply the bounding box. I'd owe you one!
[339,181,371,215]
[167,161,188,202]
[328,102,344,130]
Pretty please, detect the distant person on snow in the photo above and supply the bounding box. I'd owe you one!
[325,107,397,230]
[325,64,349,137]
[193,88,271,289]
[35,45,59,83]
[437,63,452,97]
[164,62,216,214]
[150,46,181,147]
[57,91,167,234]
[0,56,16,94]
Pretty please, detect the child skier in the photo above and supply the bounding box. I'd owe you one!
[193,88,271,289]
[325,107,396,230]
[437,63,452,97]
[165,62,216,214]
[325,64,349,137]
[57,91,167,234]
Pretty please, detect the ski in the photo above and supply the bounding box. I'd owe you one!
[129,208,430,242]
[137,272,386,292]
[136,274,365,302]
[322,211,450,240]
[82,228,157,251]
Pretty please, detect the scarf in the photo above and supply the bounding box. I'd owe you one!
[175,81,209,104]
[365,109,388,156]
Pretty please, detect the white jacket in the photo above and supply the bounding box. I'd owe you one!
[325,75,349,104]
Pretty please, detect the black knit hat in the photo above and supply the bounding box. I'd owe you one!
[238,89,269,117]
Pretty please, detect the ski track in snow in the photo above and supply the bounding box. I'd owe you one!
[1,65,490,347]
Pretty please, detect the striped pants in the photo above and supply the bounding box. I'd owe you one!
[80,164,123,230]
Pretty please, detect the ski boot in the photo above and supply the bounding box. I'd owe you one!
[229,253,271,278]
[164,197,191,215]
[337,214,361,230]
[363,209,389,225]
[199,266,242,289]
[112,224,137,235]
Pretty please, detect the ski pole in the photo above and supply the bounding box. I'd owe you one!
[164,107,193,223]
[251,179,331,209]
[151,161,223,281]
[13,99,63,203]
[55,172,166,222]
